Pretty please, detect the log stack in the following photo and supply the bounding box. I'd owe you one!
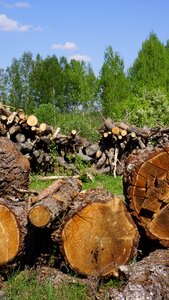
[1,104,169,175]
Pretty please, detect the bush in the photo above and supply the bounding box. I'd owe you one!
[123,88,169,127]
[33,103,58,126]
[56,111,103,142]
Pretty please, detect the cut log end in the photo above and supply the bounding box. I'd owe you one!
[124,145,169,246]
[0,204,20,265]
[28,205,52,228]
[61,193,139,277]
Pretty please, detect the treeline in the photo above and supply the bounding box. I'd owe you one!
[1,32,169,141]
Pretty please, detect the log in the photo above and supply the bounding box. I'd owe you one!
[15,133,26,143]
[109,249,169,300]
[85,143,100,157]
[17,108,25,120]
[60,188,139,278]
[28,178,82,228]
[39,123,53,135]
[0,137,30,199]
[27,115,38,127]
[123,144,169,247]
[0,198,28,265]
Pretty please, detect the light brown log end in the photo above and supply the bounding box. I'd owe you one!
[28,205,52,228]
[0,204,20,265]
[61,195,139,277]
[27,115,38,127]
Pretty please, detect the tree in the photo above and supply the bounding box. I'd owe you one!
[6,58,23,110]
[0,68,8,104]
[128,32,169,92]
[123,88,169,127]
[29,54,64,110]
[98,46,130,119]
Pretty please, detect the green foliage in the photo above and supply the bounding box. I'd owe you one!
[56,111,102,142]
[128,32,169,93]
[123,88,169,127]
[33,103,58,126]
[98,46,130,120]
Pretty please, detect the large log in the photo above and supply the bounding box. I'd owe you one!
[0,198,28,265]
[0,137,30,199]
[109,249,169,300]
[59,188,139,278]
[123,144,169,247]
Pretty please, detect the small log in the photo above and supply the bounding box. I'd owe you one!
[76,148,93,162]
[7,112,17,125]
[96,152,107,168]
[112,127,120,135]
[39,123,53,135]
[85,143,100,157]
[28,178,82,228]
[60,188,139,277]
[17,109,25,120]
[52,127,61,139]
[123,144,169,247]
[15,133,26,143]
[71,129,77,137]
[27,115,38,127]
[9,125,20,136]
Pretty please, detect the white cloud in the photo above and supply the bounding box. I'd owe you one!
[69,54,91,63]
[51,41,78,51]
[4,2,31,8]
[0,14,39,32]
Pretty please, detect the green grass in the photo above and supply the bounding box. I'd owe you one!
[5,270,122,300]
[82,174,123,195]
[30,174,123,196]
[5,270,55,300]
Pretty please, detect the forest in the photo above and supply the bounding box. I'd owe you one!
[1,32,169,141]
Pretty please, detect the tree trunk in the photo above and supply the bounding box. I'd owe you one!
[123,144,169,247]
[59,188,139,278]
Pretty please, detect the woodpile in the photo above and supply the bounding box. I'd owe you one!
[0,136,169,292]
[1,104,169,175]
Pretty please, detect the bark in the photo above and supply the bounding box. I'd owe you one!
[109,249,169,300]
[0,137,30,199]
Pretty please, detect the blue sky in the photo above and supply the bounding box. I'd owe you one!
[0,0,169,75]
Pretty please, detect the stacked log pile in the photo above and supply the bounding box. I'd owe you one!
[1,103,169,176]
[1,136,169,296]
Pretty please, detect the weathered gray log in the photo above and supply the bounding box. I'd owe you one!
[109,249,169,300]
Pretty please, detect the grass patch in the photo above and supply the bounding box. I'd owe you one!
[30,174,123,196]
[54,282,91,300]
[82,174,123,195]
[5,270,55,300]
